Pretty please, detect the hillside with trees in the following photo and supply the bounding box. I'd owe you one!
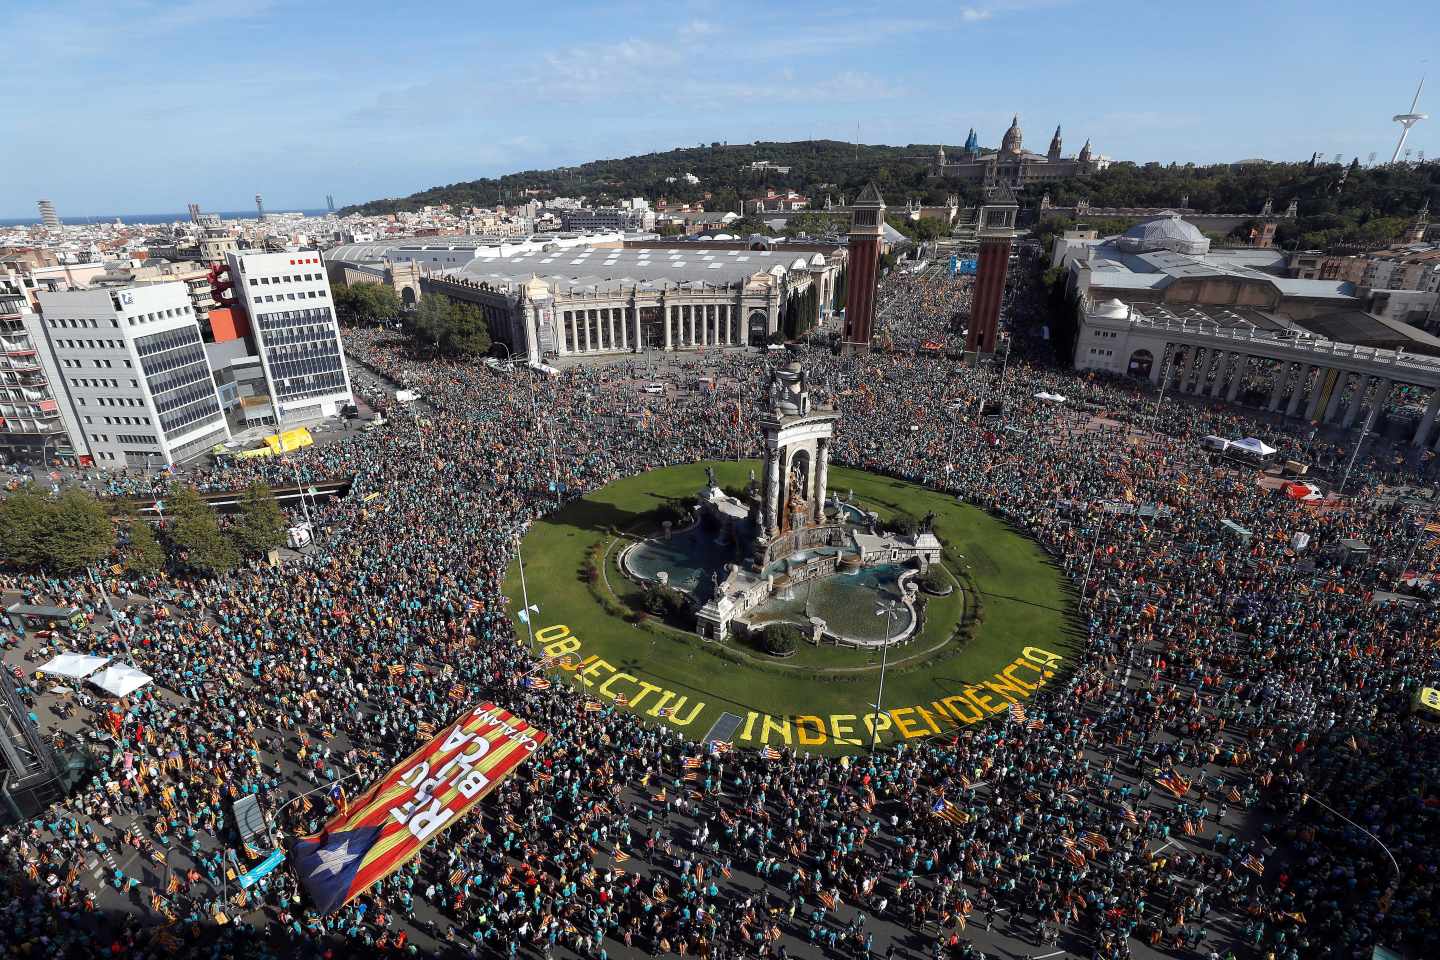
[343,139,1438,252]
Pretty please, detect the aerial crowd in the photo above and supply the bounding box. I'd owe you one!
[1,250,1437,960]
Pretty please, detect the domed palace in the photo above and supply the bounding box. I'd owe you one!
[930,116,1110,186]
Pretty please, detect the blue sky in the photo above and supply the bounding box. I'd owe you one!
[6,0,1437,217]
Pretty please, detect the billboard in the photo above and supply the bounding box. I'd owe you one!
[290,702,546,913]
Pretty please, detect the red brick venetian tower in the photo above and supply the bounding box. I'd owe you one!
[966,183,1018,355]
[842,183,886,353]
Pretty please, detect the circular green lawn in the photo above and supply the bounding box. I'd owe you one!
[504,461,1077,754]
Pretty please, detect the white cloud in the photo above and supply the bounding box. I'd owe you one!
[960,8,993,21]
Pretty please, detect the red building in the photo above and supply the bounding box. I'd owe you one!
[966,184,1018,354]
[843,184,886,352]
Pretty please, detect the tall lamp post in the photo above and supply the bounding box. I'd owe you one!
[870,599,904,754]
[1302,792,1401,908]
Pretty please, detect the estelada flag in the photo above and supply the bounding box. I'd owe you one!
[290,702,546,914]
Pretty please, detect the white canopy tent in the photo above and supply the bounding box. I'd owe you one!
[36,652,111,679]
[1230,437,1277,458]
[88,663,153,698]
[1034,392,1068,403]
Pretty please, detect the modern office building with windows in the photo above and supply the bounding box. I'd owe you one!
[34,282,230,468]
[226,250,352,422]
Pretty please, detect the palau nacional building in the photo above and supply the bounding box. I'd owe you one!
[931,116,1110,186]
[327,235,846,364]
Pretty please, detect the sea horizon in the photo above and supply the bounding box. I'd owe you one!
[1,209,330,227]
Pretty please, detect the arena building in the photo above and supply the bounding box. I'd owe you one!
[417,240,846,363]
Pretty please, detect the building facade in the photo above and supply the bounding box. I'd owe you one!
[932,118,1109,186]
[421,241,844,364]
[35,283,230,468]
[0,277,68,464]
[226,251,353,422]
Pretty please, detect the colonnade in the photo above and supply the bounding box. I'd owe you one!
[557,302,750,355]
[1156,342,1440,447]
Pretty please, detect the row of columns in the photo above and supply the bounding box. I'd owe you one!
[1160,342,1440,447]
[663,303,743,351]
[559,303,749,354]
[563,306,634,354]
[759,439,831,539]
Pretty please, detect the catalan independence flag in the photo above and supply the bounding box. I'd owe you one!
[290,702,545,915]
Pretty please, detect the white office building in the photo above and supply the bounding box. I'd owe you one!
[35,282,230,468]
[226,250,353,422]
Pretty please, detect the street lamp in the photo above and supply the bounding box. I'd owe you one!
[1301,792,1401,907]
[870,598,904,754]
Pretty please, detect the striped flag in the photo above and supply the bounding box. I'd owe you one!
[1009,702,1027,724]
[1345,735,1359,751]
[1061,841,1086,868]
[817,892,836,910]
[683,757,702,769]
[1242,853,1265,876]
[709,741,732,755]
[1227,786,1242,804]
[613,849,630,863]
[1080,831,1109,851]
[290,703,546,916]
[683,771,699,782]
[761,747,781,761]
[449,868,464,887]
[1155,771,1190,798]
[1122,803,1138,827]
[1027,717,1044,731]
[1181,820,1196,837]
[582,701,602,713]
[931,799,970,825]
[613,695,630,707]
[447,684,466,703]
[524,676,551,690]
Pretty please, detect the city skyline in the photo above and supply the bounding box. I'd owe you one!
[5,0,1437,218]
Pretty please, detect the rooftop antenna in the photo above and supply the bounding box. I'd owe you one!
[1391,76,1428,165]
[1368,151,1378,166]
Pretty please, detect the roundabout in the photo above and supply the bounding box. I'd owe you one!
[504,459,1078,753]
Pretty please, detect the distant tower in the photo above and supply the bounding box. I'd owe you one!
[187,202,202,224]
[966,183,1017,355]
[1047,124,1062,162]
[255,193,266,221]
[963,128,980,158]
[1409,197,1431,243]
[36,199,59,230]
[1000,115,1023,156]
[1391,76,1428,165]
[1077,139,1093,165]
[326,194,335,213]
[933,144,947,176]
[842,183,886,353]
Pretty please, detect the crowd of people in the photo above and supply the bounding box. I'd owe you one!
[0,252,1437,960]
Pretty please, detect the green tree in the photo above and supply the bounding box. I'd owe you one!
[231,482,287,558]
[0,490,52,568]
[408,294,493,357]
[333,282,402,326]
[442,299,493,357]
[123,517,165,576]
[43,490,115,572]
[0,489,115,572]
[164,485,238,574]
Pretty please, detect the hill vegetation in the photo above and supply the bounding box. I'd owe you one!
[343,139,1439,251]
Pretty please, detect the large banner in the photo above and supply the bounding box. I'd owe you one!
[290,702,546,913]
